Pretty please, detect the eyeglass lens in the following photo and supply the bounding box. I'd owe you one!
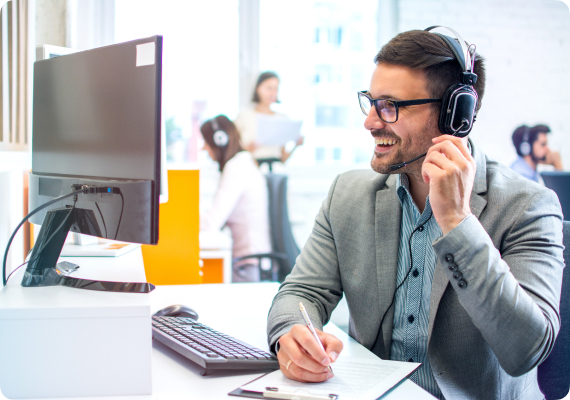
[358,93,397,123]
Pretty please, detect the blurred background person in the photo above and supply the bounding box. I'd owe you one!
[234,71,304,168]
[510,124,563,183]
[200,115,272,283]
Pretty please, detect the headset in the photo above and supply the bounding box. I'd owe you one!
[390,26,479,171]
[519,126,532,156]
[210,117,229,147]
[425,26,479,138]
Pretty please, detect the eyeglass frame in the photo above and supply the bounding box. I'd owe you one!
[358,90,442,123]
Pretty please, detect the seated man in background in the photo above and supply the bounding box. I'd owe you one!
[510,124,563,182]
[267,28,564,400]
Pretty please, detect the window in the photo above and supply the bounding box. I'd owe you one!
[259,0,379,167]
[115,0,239,165]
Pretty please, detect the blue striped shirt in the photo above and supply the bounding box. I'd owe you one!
[390,173,443,399]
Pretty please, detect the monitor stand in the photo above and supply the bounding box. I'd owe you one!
[21,207,155,293]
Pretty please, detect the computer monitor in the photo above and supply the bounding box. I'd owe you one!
[25,36,163,292]
[35,44,169,204]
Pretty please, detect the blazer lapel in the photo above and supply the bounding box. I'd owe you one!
[373,174,401,359]
[427,139,488,341]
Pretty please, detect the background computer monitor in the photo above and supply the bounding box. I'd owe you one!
[25,36,163,290]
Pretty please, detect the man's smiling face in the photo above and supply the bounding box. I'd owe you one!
[364,62,441,180]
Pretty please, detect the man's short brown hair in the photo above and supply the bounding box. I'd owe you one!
[374,30,486,113]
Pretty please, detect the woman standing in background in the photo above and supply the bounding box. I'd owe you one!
[200,115,271,283]
[234,72,303,167]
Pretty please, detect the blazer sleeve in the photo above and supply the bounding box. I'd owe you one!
[432,188,565,377]
[267,176,344,350]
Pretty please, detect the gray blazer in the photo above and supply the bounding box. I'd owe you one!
[267,141,565,400]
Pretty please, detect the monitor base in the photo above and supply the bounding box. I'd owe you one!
[22,207,155,293]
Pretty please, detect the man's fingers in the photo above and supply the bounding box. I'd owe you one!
[428,139,470,164]
[280,331,332,373]
[317,330,344,362]
[276,326,343,383]
[280,356,332,383]
[290,325,331,367]
[432,135,472,161]
[422,160,443,183]
[277,335,334,383]
[424,149,456,171]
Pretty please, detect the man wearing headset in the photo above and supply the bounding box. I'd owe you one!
[267,28,564,400]
[510,124,564,183]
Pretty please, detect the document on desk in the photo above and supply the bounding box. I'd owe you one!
[231,357,420,400]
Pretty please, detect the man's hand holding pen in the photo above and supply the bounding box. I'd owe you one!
[276,325,344,382]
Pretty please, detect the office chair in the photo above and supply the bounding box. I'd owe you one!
[541,171,570,221]
[256,157,280,172]
[233,173,300,282]
[537,220,570,400]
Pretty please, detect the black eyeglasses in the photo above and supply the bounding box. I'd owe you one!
[358,91,442,123]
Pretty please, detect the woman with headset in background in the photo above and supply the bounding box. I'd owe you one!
[234,71,304,168]
[200,115,272,282]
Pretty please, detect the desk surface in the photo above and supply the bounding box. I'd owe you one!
[0,282,434,400]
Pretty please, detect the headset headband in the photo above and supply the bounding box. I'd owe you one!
[425,25,473,73]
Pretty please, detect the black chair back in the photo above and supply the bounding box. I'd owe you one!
[538,220,570,399]
[266,174,300,282]
[541,172,570,221]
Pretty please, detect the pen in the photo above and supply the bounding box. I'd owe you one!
[298,302,333,373]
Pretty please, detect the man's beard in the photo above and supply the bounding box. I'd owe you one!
[370,122,438,179]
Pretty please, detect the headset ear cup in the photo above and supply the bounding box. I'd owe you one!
[213,130,229,147]
[438,84,477,137]
[519,141,531,156]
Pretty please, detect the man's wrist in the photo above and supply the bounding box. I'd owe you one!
[439,211,473,235]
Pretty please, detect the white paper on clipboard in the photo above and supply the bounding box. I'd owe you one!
[255,115,303,147]
[237,357,421,400]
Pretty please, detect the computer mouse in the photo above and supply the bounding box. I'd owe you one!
[153,304,199,320]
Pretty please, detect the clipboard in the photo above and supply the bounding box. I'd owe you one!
[229,373,338,400]
[229,357,421,400]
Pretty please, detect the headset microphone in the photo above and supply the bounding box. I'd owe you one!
[390,152,427,171]
[388,119,468,171]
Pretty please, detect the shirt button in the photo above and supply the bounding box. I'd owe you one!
[458,279,468,289]
[448,263,458,272]
[408,358,414,362]
[453,271,463,280]
[417,226,424,232]
[412,269,419,277]
[408,315,414,323]
[445,254,454,263]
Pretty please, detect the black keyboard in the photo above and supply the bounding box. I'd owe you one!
[152,316,279,374]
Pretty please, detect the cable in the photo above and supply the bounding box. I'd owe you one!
[114,191,124,240]
[95,203,108,238]
[2,189,83,286]
[373,211,433,351]
[5,198,78,284]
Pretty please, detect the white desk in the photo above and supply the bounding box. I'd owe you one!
[0,278,434,399]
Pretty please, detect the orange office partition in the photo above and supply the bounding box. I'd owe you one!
[141,170,201,285]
